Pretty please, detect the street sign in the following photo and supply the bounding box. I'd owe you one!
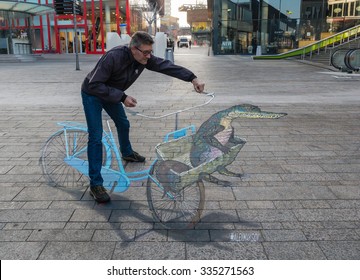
[54,0,82,16]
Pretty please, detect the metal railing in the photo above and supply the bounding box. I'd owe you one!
[14,43,32,54]
[253,24,360,60]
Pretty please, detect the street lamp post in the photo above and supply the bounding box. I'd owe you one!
[279,0,282,20]
[257,0,262,54]
[73,0,80,70]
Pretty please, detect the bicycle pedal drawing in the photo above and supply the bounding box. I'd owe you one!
[40,93,287,229]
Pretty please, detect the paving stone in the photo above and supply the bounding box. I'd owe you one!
[232,185,336,201]
[200,185,235,200]
[0,241,46,260]
[321,221,359,229]
[317,241,360,259]
[0,201,25,209]
[321,163,360,173]
[1,48,360,260]
[219,200,248,210]
[0,186,24,201]
[93,200,132,210]
[38,241,116,260]
[3,222,26,230]
[281,164,325,173]
[0,166,13,174]
[23,222,66,230]
[263,241,327,260]
[195,222,236,230]
[281,221,325,230]
[237,209,297,223]
[246,200,276,209]
[293,209,359,222]
[261,229,307,241]
[168,229,210,242]
[261,222,283,229]
[302,229,359,241]
[0,209,73,222]
[186,242,267,260]
[200,210,239,223]
[14,186,85,201]
[280,173,342,182]
[273,200,304,209]
[109,209,154,223]
[86,222,121,230]
[328,185,360,199]
[49,200,95,209]
[64,222,87,229]
[0,229,33,241]
[112,241,186,259]
[135,229,168,241]
[120,222,154,230]
[28,229,94,241]
[92,229,136,242]
[300,200,331,209]
[209,229,262,242]
[21,201,52,209]
[70,209,112,222]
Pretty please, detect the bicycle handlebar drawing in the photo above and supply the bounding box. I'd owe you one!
[40,92,216,229]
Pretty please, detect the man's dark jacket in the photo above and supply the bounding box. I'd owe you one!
[82,45,197,103]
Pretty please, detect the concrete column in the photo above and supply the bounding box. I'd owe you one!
[105,3,111,33]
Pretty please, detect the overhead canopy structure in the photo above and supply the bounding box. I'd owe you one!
[0,1,54,55]
[0,0,54,17]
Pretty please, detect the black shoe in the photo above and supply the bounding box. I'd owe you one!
[122,151,145,162]
[89,186,110,203]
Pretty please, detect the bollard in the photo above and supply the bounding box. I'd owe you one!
[165,47,174,63]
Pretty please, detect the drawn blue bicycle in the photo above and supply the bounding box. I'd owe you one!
[40,93,245,229]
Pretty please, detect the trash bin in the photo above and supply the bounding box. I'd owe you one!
[165,47,174,63]
[266,45,277,54]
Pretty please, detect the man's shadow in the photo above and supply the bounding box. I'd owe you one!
[45,180,261,250]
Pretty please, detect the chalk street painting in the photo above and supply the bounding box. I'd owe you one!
[152,104,287,194]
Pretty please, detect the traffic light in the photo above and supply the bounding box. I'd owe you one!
[74,1,83,16]
[54,0,73,15]
[54,0,82,16]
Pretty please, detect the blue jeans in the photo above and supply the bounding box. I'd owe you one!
[81,91,133,187]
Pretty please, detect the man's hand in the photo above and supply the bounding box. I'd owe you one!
[192,78,205,93]
[123,96,137,107]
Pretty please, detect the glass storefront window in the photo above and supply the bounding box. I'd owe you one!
[212,0,330,55]
[3,0,360,56]
[32,28,42,50]
[86,0,103,52]
[214,0,301,55]
[85,0,127,53]
[355,1,360,16]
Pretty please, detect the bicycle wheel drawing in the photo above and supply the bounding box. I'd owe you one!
[147,160,205,229]
[41,129,109,188]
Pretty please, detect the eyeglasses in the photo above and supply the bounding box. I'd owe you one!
[135,46,153,56]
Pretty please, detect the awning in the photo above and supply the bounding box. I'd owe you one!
[0,0,54,16]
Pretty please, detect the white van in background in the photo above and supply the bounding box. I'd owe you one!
[178,37,189,48]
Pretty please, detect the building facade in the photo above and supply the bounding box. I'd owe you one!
[208,0,360,55]
[2,0,360,55]
[327,0,360,32]
[0,0,163,55]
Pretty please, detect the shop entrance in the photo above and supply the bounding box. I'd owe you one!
[59,29,85,54]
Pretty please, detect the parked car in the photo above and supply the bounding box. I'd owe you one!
[178,37,189,48]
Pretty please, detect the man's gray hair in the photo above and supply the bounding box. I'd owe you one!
[129,31,154,48]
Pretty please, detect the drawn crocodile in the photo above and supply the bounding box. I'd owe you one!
[154,104,287,191]
[189,104,287,184]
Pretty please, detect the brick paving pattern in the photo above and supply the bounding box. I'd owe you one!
[0,47,359,259]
